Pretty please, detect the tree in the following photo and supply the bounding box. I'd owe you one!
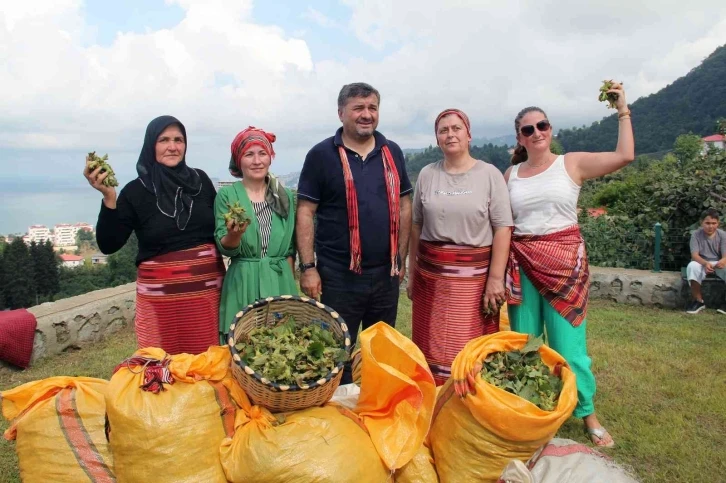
[0,235,6,255]
[405,142,512,179]
[107,233,138,285]
[717,118,726,136]
[56,265,111,300]
[41,240,60,298]
[28,240,60,304]
[550,138,564,155]
[673,133,704,163]
[580,142,726,270]
[3,238,35,309]
[76,228,97,252]
[29,241,42,305]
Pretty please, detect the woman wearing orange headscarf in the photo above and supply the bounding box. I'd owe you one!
[408,109,513,385]
[215,127,297,343]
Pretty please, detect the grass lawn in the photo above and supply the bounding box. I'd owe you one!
[1,299,724,482]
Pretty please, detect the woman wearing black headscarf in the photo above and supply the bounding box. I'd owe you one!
[84,115,225,355]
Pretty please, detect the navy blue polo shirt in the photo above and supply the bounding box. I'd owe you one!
[298,128,413,270]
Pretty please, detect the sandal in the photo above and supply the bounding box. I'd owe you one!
[586,426,615,448]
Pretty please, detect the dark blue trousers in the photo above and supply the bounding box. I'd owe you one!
[318,260,400,384]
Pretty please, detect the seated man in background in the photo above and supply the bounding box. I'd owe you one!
[686,208,726,314]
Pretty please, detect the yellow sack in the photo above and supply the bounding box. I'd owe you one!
[2,377,115,482]
[429,332,577,483]
[219,393,390,483]
[106,346,240,483]
[395,443,439,483]
[500,302,511,331]
[357,322,437,471]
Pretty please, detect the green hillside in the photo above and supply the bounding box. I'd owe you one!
[558,44,726,154]
[405,144,511,180]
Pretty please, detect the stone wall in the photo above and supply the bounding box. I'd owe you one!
[14,266,724,364]
[403,266,723,310]
[26,283,136,363]
[589,266,724,309]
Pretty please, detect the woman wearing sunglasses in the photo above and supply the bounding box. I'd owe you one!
[504,81,633,448]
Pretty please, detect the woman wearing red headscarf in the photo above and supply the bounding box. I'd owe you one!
[215,127,297,343]
[408,109,513,385]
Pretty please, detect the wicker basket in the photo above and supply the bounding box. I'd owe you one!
[228,295,351,413]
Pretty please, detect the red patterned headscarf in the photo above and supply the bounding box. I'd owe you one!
[227,126,290,219]
[434,109,471,139]
[229,126,276,178]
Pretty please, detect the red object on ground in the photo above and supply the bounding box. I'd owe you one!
[0,309,37,368]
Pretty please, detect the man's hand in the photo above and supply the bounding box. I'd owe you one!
[705,263,715,273]
[715,260,726,269]
[300,268,322,300]
[398,259,407,283]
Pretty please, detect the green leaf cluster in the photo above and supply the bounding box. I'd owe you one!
[235,315,348,386]
[223,201,250,226]
[87,152,119,187]
[480,335,563,411]
[598,80,618,109]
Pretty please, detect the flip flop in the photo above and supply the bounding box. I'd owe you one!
[587,426,615,448]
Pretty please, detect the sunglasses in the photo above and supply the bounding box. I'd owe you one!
[519,120,551,137]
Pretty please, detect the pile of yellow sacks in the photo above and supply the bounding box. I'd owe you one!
[2,323,577,483]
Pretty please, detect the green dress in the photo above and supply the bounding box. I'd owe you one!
[215,181,297,344]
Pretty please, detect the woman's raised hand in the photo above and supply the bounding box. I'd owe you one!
[83,154,117,208]
[607,81,628,113]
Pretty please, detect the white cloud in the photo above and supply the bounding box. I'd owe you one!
[1,0,726,186]
[302,7,340,29]
[0,0,320,178]
[339,0,726,136]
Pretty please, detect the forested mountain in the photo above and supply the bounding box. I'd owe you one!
[405,143,511,180]
[470,134,517,147]
[405,44,726,178]
[558,43,726,154]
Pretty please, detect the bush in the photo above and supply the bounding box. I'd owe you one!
[579,147,726,271]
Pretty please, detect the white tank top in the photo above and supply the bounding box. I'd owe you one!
[508,155,581,235]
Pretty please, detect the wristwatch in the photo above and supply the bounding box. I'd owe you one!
[298,262,316,272]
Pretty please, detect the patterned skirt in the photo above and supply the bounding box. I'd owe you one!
[412,241,499,385]
[136,243,225,355]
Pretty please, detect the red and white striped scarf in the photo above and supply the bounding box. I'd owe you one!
[338,145,401,276]
[505,225,590,327]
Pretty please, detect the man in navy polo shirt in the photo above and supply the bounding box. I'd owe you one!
[296,82,413,383]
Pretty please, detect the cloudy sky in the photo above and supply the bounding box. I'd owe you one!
[1,0,726,233]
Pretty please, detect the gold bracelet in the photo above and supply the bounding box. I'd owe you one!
[618,110,631,118]
[618,115,631,121]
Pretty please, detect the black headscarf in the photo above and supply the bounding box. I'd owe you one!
[136,115,202,230]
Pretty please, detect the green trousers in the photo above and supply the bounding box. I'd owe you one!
[507,270,596,418]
